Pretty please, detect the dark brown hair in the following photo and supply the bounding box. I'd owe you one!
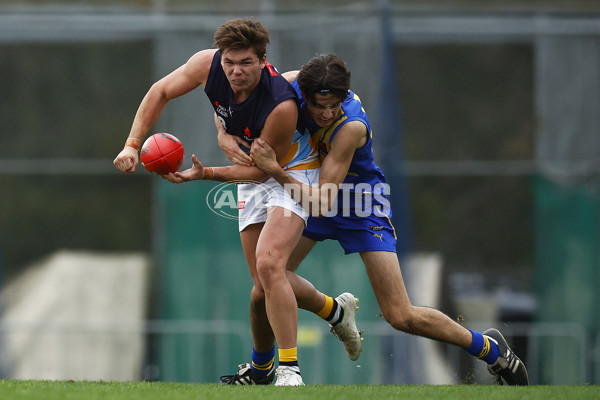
[213,19,270,60]
[297,54,351,103]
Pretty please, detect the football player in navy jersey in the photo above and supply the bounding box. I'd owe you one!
[250,54,529,386]
[114,20,362,386]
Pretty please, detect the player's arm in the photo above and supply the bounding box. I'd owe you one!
[163,99,298,184]
[130,49,215,142]
[217,71,299,167]
[252,121,367,214]
[214,112,254,167]
[318,121,368,189]
[164,154,267,184]
[211,98,298,182]
[113,49,216,173]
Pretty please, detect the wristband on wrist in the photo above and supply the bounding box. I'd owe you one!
[125,137,142,151]
[204,167,215,180]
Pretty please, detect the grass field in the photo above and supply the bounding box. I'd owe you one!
[0,381,599,400]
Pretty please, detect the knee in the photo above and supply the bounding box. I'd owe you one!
[384,307,419,334]
[255,252,284,285]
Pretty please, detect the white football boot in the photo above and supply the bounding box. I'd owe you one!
[274,366,305,386]
[330,292,363,361]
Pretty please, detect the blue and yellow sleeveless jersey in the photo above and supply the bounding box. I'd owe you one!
[291,80,389,212]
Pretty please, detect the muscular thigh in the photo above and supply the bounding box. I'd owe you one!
[255,206,306,267]
[360,251,412,314]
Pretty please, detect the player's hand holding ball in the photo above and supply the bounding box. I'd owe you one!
[114,132,184,175]
[140,133,184,175]
[162,154,212,184]
[114,132,211,183]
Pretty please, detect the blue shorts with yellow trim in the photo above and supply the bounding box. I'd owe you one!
[303,207,397,254]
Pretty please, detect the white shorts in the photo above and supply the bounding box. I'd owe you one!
[238,168,320,232]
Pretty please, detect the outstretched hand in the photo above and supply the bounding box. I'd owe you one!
[162,154,206,183]
[251,138,280,176]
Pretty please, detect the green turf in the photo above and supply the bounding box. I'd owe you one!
[0,381,599,400]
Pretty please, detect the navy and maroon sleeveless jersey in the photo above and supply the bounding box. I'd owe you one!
[204,51,297,148]
[204,51,319,171]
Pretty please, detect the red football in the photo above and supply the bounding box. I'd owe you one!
[140,133,184,175]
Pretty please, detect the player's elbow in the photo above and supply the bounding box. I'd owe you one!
[148,81,171,103]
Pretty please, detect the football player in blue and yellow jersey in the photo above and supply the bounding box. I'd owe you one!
[251,54,529,386]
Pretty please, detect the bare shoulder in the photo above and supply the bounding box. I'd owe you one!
[187,48,218,65]
[182,49,218,85]
[332,120,368,149]
[281,70,300,83]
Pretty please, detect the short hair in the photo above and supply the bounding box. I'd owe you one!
[297,54,351,104]
[213,19,270,60]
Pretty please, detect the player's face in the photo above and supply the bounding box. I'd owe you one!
[221,48,265,96]
[305,94,343,128]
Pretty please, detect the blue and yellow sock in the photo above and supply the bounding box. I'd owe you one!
[464,329,500,364]
[251,347,275,376]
